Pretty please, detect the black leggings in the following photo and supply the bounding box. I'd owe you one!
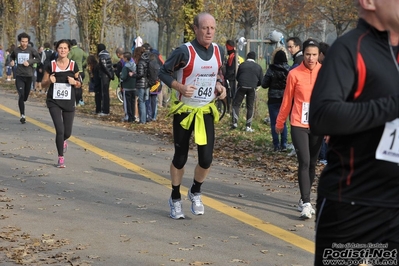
[48,106,75,156]
[172,113,214,169]
[15,76,32,115]
[291,126,323,203]
[315,198,399,266]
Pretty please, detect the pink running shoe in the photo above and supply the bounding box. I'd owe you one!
[57,156,66,168]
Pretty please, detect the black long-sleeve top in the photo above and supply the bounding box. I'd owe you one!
[236,59,263,88]
[309,19,399,207]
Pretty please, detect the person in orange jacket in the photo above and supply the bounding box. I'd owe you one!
[275,39,323,220]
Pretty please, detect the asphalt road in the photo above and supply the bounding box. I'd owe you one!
[0,86,317,266]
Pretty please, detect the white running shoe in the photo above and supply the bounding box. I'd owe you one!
[297,199,304,212]
[187,191,204,215]
[245,126,254,132]
[300,202,315,219]
[168,198,185,219]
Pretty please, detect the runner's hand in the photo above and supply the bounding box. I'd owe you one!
[68,76,77,85]
[216,83,226,99]
[180,84,197,98]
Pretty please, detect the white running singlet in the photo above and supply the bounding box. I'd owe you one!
[175,43,222,107]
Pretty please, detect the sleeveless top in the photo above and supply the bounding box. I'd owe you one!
[174,43,222,107]
[46,59,79,111]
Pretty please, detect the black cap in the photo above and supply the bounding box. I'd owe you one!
[302,39,319,53]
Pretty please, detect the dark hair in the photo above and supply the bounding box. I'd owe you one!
[87,55,98,67]
[44,42,51,49]
[123,52,132,61]
[71,39,78,46]
[55,39,71,50]
[18,32,31,42]
[319,42,330,56]
[226,40,235,48]
[247,51,256,60]
[287,37,302,49]
[142,43,151,51]
[86,55,99,77]
[133,46,145,63]
[97,43,106,53]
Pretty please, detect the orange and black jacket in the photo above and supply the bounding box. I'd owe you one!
[309,18,399,207]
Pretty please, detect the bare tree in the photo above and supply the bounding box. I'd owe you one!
[309,0,357,37]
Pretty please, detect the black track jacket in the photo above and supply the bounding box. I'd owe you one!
[309,19,399,207]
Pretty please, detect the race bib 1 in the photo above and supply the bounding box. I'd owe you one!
[53,83,71,100]
[301,102,309,124]
[376,118,399,163]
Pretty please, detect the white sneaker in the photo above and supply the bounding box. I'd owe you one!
[168,198,185,219]
[245,127,254,132]
[300,202,315,219]
[187,191,204,215]
[288,149,297,157]
[297,199,304,212]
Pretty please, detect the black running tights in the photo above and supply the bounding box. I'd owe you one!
[15,76,32,115]
[48,106,75,156]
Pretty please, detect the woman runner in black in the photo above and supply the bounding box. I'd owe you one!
[42,39,82,168]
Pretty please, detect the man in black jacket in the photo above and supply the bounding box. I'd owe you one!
[309,0,399,265]
[286,37,303,69]
[231,51,263,132]
[97,43,114,116]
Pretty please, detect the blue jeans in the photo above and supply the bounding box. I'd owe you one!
[318,138,328,161]
[268,102,287,149]
[137,88,149,123]
[146,94,158,121]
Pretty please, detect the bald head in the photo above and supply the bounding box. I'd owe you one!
[115,47,124,58]
[193,12,216,48]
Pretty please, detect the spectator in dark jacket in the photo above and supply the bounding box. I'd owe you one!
[223,39,237,112]
[232,51,263,132]
[114,47,124,80]
[97,43,114,116]
[120,52,137,123]
[87,55,101,114]
[262,48,290,151]
[134,47,150,124]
